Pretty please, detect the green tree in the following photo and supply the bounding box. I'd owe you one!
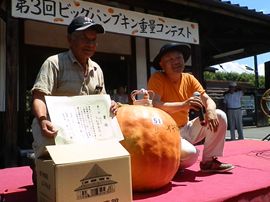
[204,71,265,88]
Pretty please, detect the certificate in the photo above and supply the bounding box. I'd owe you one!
[45,95,123,145]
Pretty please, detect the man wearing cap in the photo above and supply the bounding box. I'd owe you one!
[224,82,244,140]
[148,43,234,173]
[30,16,118,174]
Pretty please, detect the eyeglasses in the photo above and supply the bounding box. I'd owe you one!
[74,33,97,45]
[80,38,97,45]
[86,39,97,45]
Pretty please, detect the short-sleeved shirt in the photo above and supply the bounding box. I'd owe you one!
[148,72,205,127]
[31,50,106,96]
[224,91,243,109]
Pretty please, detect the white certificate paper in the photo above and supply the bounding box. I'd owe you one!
[45,95,124,145]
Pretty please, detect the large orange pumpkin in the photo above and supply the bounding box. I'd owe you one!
[116,105,181,192]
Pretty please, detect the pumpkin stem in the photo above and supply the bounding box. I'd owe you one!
[131,89,155,106]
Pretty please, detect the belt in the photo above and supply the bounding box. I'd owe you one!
[227,107,241,110]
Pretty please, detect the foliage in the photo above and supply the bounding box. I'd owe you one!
[204,71,265,88]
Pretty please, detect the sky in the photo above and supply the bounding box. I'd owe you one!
[215,0,270,75]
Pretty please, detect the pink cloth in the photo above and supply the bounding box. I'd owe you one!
[1,140,270,202]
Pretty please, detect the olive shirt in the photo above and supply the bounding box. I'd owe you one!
[31,50,106,157]
[148,72,205,127]
[31,50,106,96]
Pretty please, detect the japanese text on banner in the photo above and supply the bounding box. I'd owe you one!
[12,0,199,44]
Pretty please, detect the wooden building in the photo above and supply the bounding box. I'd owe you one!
[1,0,270,167]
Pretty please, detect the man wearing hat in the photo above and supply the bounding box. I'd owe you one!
[30,16,118,182]
[148,43,234,173]
[224,81,244,140]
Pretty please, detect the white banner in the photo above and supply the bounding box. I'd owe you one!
[12,0,199,44]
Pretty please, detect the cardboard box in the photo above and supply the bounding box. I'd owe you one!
[36,141,132,202]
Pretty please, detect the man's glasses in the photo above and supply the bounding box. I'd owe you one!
[75,33,97,45]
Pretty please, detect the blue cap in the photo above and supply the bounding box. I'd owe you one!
[68,16,104,34]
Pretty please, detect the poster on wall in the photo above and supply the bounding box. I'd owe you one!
[12,0,199,44]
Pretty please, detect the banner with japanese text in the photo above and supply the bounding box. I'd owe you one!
[12,0,199,44]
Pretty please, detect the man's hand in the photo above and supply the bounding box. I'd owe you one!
[200,92,219,132]
[39,117,58,138]
[110,100,119,115]
[205,109,219,132]
[32,90,58,137]
[185,95,204,111]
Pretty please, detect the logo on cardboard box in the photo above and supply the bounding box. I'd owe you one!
[74,164,118,200]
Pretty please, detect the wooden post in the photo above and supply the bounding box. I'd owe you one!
[265,61,270,90]
[254,55,259,89]
[191,44,204,86]
[3,2,19,167]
